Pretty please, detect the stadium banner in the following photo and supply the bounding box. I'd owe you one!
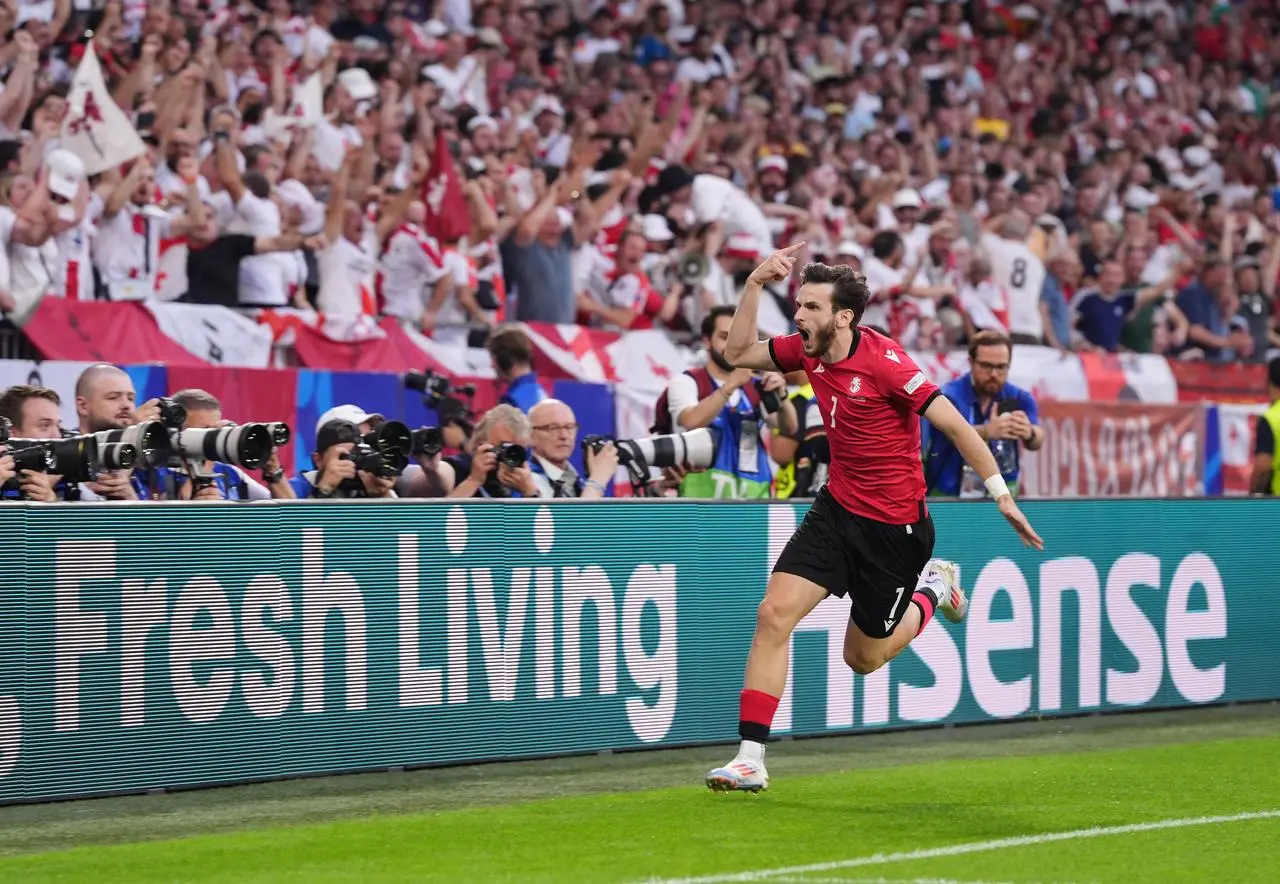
[1217,402,1266,495]
[1021,401,1207,498]
[1168,358,1266,404]
[1,497,1276,804]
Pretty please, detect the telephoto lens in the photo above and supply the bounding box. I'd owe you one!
[98,442,138,471]
[171,424,273,469]
[96,421,172,468]
[412,426,444,456]
[362,421,412,476]
[262,422,291,447]
[16,434,103,483]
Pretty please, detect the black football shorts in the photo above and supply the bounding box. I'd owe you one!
[772,488,936,639]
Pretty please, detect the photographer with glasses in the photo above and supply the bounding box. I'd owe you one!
[527,399,618,499]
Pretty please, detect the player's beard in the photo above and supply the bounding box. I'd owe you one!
[806,321,836,356]
[709,347,735,373]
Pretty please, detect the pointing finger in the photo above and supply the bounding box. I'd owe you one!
[776,242,807,256]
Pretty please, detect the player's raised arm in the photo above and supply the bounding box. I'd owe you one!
[922,395,1045,551]
[725,243,806,372]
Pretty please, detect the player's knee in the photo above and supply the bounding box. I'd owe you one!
[754,596,795,644]
[843,647,886,675]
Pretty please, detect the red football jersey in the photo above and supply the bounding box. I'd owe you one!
[770,327,940,525]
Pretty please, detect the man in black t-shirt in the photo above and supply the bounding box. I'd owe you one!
[180,200,319,306]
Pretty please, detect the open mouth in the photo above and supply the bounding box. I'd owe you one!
[798,328,810,342]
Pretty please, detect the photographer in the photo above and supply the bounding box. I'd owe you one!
[528,399,617,499]
[0,385,67,501]
[923,331,1043,498]
[73,364,143,501]
[138,390,293,501]
[487,325,547,414]
[440,405,538,498]
[291,412,399,500]
[656,306,797,499]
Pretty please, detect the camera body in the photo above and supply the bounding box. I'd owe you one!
[494,441,527,469]
[340,441,389,476]
[338,421,413,479]
[404,369,477,431]
[155,397,187,429]
[2,433,126,486]
[754,379,783,415]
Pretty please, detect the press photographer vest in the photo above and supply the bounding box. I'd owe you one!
[656,368,772,499]
[1263,400,1280,496]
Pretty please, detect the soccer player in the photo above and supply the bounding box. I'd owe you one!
[706,244,1044,793]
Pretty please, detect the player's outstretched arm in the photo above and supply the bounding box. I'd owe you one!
[725,243,806,372]
[922,395,1045,551]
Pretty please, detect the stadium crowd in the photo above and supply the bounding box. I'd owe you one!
[0,0,1278,502]
[0,0,1276,363]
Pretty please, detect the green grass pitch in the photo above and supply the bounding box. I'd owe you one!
[1,705,1278,883]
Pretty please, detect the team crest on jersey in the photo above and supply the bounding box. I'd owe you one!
[849,376,862,394]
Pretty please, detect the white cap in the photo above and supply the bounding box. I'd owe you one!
[532,95,565,118]
[1124,185,1161,210]
[555,207,575,229]
[337,68,378,102]
[1183,145,1212,169]
[757,155,788,175]
[919,178,952,207]
[642,214,674,241]
[316,405,383,437]
[467,114,498,133]
[892,188,923,210]
[45,149,86,201]
[835,240,865,261]
[722,232,762,259]
[423,19,449,37]
[475,26,506,51]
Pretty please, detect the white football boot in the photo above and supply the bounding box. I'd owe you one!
[919,558,968,623]
[706,753,769,793]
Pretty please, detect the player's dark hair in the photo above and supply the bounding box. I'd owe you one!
[968,330,1013,361]
[701,305,736,339]
[800,263,871,324]
[1269,356,1280,390]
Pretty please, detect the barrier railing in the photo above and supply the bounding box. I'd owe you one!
[1,497,1275,804]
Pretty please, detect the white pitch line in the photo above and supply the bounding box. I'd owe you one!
[773,879,1018,884]
[641,810,1280,884]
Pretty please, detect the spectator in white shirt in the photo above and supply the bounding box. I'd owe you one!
[94,158,177,302]
[378,200,448,325]
[674,30,726,83]
[0,165,55,318]
[422,33,489,113]
[572,9,622,66]
[649,165,774,261]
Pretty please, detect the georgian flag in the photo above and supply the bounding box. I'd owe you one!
[61,44,146,176]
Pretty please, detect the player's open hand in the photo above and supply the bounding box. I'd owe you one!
[997,495,1044,551]
[748,242,806,286]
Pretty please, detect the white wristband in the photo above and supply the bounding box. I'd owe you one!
[985,474,1011,500]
